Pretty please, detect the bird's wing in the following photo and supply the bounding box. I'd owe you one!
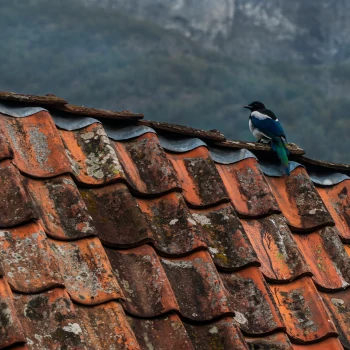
[250,116,287,141]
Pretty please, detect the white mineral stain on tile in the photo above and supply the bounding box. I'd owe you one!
[169,219,178,225]
[63,323,82,334]
[187,218,197,226]
[192,213,212,226]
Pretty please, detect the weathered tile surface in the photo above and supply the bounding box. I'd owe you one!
[128,314,193,350]
[191,204,258,270]
[266,167,334,231]
[49,237,123,305]
[167,146,230,207]
[26,175,96,240]
[0,222,63,293]
[241,215,310,281]
[113,133,181,195]
[216,158,280,217]
[0,112,70,177]
[59,122,126,185]
[0,102,350,349]
[105,245,178,317]
[0,160,34,227]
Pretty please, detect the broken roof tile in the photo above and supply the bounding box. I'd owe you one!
[26,175,97,240]
[317,180,350,241]
[75,301,140,350]
[113,133,181,195]
[220,266,284,335]
[0,112,71,178]
[292,337,343,350]
[245,332,293,350]
[0,160,34,227]
[190,203,259,270]
[49,237,123,305]
[0,130,13,161]
[0,277,26,348]
[128,314,193,350]
[183,317,248,350]
[105,245,178,317]
[241,215,311,282]
[321,289,350,349]
[293,226,350,291]
[270,277,337,343]
[58,123,126,185]
[160,250,231,321]
[56,103,143,120]
[138,120,226,141]
[0,91,67,105]
[266,167,334,232]
[80,183,151,247]
[216,158,280,218]
[137,192,207,255]
[0,222,63,293]
[167,146,229,208]
[13,288,87,349]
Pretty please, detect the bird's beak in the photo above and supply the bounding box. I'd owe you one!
[243,105,251,109]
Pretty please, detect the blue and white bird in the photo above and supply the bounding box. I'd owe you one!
[244,101,290,176]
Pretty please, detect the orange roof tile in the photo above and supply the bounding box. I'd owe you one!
[0,92,350,349]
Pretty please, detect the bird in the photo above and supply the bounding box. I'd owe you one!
[244,101,290,176]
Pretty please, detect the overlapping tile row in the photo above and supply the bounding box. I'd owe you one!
[0,112,137,349]
[0,108,349,350]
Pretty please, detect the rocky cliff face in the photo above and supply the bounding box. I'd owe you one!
[83,0,350,64]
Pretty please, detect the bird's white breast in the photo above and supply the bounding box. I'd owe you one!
[249,119,264,140]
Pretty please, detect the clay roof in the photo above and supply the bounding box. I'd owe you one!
[0,91,349,350]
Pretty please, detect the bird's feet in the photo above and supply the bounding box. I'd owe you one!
[258,138,271,144]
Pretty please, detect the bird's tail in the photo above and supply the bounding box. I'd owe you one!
[271,138,290,176]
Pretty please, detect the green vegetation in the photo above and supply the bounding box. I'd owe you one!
[1,0,349,162]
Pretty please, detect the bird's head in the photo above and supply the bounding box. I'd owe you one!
[244,101,265,112]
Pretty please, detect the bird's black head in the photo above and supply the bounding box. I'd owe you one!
[244,101,265,111]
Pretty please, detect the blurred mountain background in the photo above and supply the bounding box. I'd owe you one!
[1,0,349,162]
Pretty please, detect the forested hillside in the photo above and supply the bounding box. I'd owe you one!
[1,0,349,162]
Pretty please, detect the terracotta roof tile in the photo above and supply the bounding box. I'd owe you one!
[293,226,350,291]
[128,314,194,350]
[0,277,25,348]
[80,183,151,247]
[216,157,280,217]
[26,175,97,240]
[56,103,143,120]
[58,123,126,185]
[0,160,35,227]
[49,237,123,305]
[0,131,13,161]
[167,146,230,207]
[0,112,71,178]
[0,91,67,105]
[292,337,343,350]
[0,95,350,349]
[0,222,63,293]
[13,288,87,349]
[270,277,338,343]
[160,250,231,321]
[266,167,334,232]
[183,317,248,350]
[317,180,350,241]
[241,215,311,282]
[113,133,181,195]
[245,332,293,349]
[220,266,284,335]
[137,192,207,255]
[105,245,179,317]
[191,203,259,270]
[321,289,350,348]
[75,301,140,350]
